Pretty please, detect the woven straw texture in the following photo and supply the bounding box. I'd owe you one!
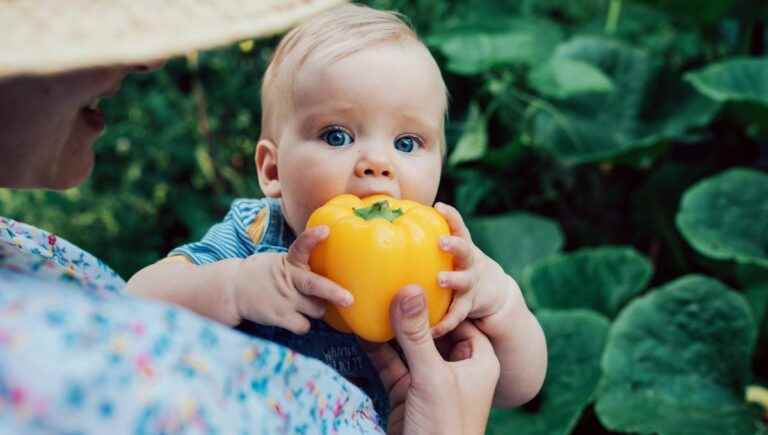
[0,0,347,78]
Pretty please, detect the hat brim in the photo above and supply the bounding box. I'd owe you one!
[0,0,347,79]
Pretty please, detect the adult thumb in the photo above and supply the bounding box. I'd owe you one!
[390,284,442,378]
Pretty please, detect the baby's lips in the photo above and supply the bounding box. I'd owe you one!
[350,187,398,199]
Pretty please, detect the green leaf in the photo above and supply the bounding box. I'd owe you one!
[448,102,488,166]
[523,246,653,318]
[427,18,562,75]
[488,309,610,435]
[528,58,615,99]
[467,212,564,281]
[595,275,762,435]
[686,58,768,107]
[676,168,768,268]
[452,169,495,217]
[531,37,720,165]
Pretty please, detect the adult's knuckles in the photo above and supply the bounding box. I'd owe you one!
[401,317,433,346]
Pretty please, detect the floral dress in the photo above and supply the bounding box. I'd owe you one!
[0,216,384,434]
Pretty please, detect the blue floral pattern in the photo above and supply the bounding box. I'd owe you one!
[0,216,384,434]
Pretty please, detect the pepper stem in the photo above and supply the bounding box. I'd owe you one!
[354,200,404,222]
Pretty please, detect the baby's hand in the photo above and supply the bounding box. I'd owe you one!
[230,225,354,335]
[431,203,512,338]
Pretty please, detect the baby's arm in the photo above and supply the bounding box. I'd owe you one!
[431,203,547,408]
[127,225,354,334]
[127,256,244,326]
[474,273,547,408]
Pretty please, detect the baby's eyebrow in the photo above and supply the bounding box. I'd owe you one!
[298,106,357,127]
[397,112,440,136]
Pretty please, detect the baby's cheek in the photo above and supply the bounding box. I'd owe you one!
[285,181,345,231]
[401,160,441,205]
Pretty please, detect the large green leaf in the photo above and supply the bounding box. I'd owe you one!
[488,310,610,435]
[427,18,562,75]
[531,37,720,165]
[448,102,488,166]
[686,58,768,107]
[596,275,762,435]
[676,168,768,268]
[528,58,615,99]
[467,212,564,281]
[523,246,653,318]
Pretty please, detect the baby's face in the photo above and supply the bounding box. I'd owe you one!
[268,40,446,233]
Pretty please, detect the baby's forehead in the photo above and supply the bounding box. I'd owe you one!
[289,41,447,114]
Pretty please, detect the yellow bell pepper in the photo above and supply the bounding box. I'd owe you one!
[307,194,454,342]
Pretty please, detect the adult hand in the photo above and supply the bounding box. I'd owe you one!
[362,285,500,435]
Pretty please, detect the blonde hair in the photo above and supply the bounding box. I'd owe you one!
[259,3,449,151]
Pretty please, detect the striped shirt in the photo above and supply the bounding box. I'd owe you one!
[171,197,389,426]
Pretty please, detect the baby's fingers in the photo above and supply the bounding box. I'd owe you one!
[287,225,329,266]
[435,202,472,241]
[437,270,475,292]
[280,313,312,335]
[439,235,475,269]
[431,295,472,338]
[296,296,327,319]
[295,269,354,308]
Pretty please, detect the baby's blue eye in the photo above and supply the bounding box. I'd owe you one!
[394,136,420,153]
[321,128,353,147]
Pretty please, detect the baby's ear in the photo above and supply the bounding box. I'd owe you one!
[255,139,281,198]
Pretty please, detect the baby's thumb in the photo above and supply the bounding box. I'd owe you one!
[287,225,328,266]
[390,285,442,378]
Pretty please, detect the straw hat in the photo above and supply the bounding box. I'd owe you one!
[0,0,347,79]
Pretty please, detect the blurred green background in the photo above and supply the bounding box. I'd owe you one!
[2,0,768,433]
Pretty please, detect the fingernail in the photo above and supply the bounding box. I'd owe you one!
[439,238,449,250]
[438,272,448,288]
[315,226,328,237]
[343,292,354,307]
[401,293,425,317]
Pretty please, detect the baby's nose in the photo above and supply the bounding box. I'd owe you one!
[354,158,394,179]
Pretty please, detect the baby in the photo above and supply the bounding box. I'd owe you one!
[127,3,546,424]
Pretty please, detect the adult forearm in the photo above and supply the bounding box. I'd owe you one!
[126,258,243,326]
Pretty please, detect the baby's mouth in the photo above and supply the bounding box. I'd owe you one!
[355,191,399,200]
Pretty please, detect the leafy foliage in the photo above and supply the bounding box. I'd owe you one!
[523,246,653,318]
[677,168,768,267]
[595,275,761,434]
[2,0,767,433]
[488,309,610,435]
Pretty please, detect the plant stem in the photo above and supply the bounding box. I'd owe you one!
[605,0,623,35]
